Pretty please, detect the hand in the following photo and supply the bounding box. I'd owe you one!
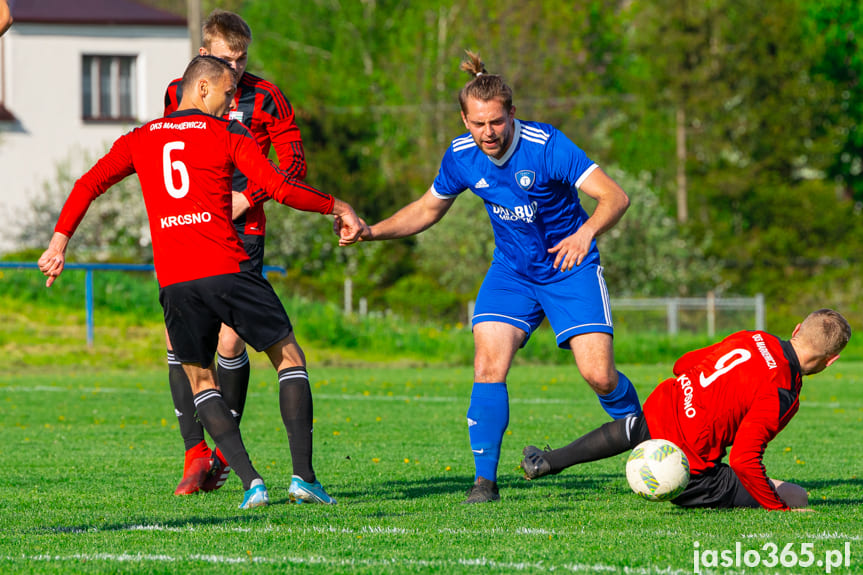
[231,191,250,221]
[331,200,368,246]
[334,214,370,245]
[37,249,65,288]
[38,232,71,287]
[547,227,594,271]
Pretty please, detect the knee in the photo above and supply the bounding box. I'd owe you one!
[474,353,510,383]
[218,331,245,357]
[582,369,617,395]
[773,480,808,508]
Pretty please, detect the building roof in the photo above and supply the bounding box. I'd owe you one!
[11,0,187,27]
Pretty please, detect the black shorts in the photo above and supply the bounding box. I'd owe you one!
[159,270,293,366]
[639,417,760,509]
[238,232,265,276]
[670,463,760,509]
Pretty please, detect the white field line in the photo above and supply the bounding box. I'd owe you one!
[50,523,644,536]
[3,552,696,574]
[737,531,862,541]
[51,522,862,542]
[1,385,860,409]
[15,525,859,573]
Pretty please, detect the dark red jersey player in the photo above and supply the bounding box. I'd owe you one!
[643,330,802,509]
[519,310,850,511]
[39,55,361,509]
[54,110,331,288]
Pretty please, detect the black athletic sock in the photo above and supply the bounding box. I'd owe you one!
[217,350,250,425]
[167,350,205,451]
[278,367,315,483]
[544,415,650,473]
[193,389,262,490]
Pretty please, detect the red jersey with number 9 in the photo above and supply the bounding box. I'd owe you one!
[54,109,334,287]
[643,330,803,510]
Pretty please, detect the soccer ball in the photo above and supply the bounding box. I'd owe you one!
[626,439,690,502]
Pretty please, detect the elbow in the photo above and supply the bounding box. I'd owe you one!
[619,190,631,214]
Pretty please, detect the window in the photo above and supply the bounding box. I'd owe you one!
[82,55,137,121]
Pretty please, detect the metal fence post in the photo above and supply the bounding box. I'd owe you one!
[85,268,95,348]
[755,293,765,331]
[706,291,716,338]
[667,298,679,335]
[344,277,353,315]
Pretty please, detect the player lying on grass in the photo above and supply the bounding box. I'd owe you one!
[521,309,850,510]
[37,55,361,509]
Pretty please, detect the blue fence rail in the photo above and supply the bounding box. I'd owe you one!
[0,262,286,347]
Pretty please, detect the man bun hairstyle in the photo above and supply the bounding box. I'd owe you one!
[202,9,252,53]
[457,50,513,114]
[181,54,237,94]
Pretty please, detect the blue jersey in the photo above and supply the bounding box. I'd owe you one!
[431,119,599,283]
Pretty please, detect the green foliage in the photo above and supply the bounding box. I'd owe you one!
[10,0,863,330]
[16,148,151,263]
[413,191,493,296]
[380,274,463,322]
[0,267,161,319]
[808,0,863,201]
[599,167,722,296]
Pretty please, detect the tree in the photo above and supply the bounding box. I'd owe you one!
[16,149,151,262]
[807,0,863,202]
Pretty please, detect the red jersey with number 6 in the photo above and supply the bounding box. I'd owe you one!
[643,330,803,510]
[54,109,333,287]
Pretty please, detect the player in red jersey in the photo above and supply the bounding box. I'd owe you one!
[519,309,851,510]
[37,55,362,509]
[162,10,314,496]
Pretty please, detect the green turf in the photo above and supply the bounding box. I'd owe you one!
[1,363,861,574]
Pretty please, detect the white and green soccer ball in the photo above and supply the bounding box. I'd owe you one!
[626,439,690,502]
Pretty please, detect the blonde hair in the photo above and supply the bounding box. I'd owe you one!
[457,50,513,114]
[797,309,851,357]
[202,9,252,53]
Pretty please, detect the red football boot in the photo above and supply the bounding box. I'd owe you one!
[174,441,213,495]
[200,448,231,492]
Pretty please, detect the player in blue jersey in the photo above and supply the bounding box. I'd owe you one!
[340,51,643,503]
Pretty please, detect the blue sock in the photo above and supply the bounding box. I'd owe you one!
[597,372,642,419]
[466,382,509,482]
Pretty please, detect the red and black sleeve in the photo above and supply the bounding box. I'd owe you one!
[163,78,182,117]
[727,397,789,510]
[227,122,333,215]
[242,82,308,207]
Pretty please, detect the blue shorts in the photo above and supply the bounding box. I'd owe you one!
[471,261,613,349]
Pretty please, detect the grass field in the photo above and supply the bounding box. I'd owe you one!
[1,362,861,574]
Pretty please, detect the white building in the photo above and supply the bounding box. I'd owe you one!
[0,0,189,252]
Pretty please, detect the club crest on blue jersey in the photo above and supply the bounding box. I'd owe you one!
[515,170,536,191]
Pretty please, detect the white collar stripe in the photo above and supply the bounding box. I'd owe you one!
[453,143,477,153]
[520,134,548,145]
[521,125,550,140]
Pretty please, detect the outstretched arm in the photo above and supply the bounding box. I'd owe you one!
[341,189,455,245]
